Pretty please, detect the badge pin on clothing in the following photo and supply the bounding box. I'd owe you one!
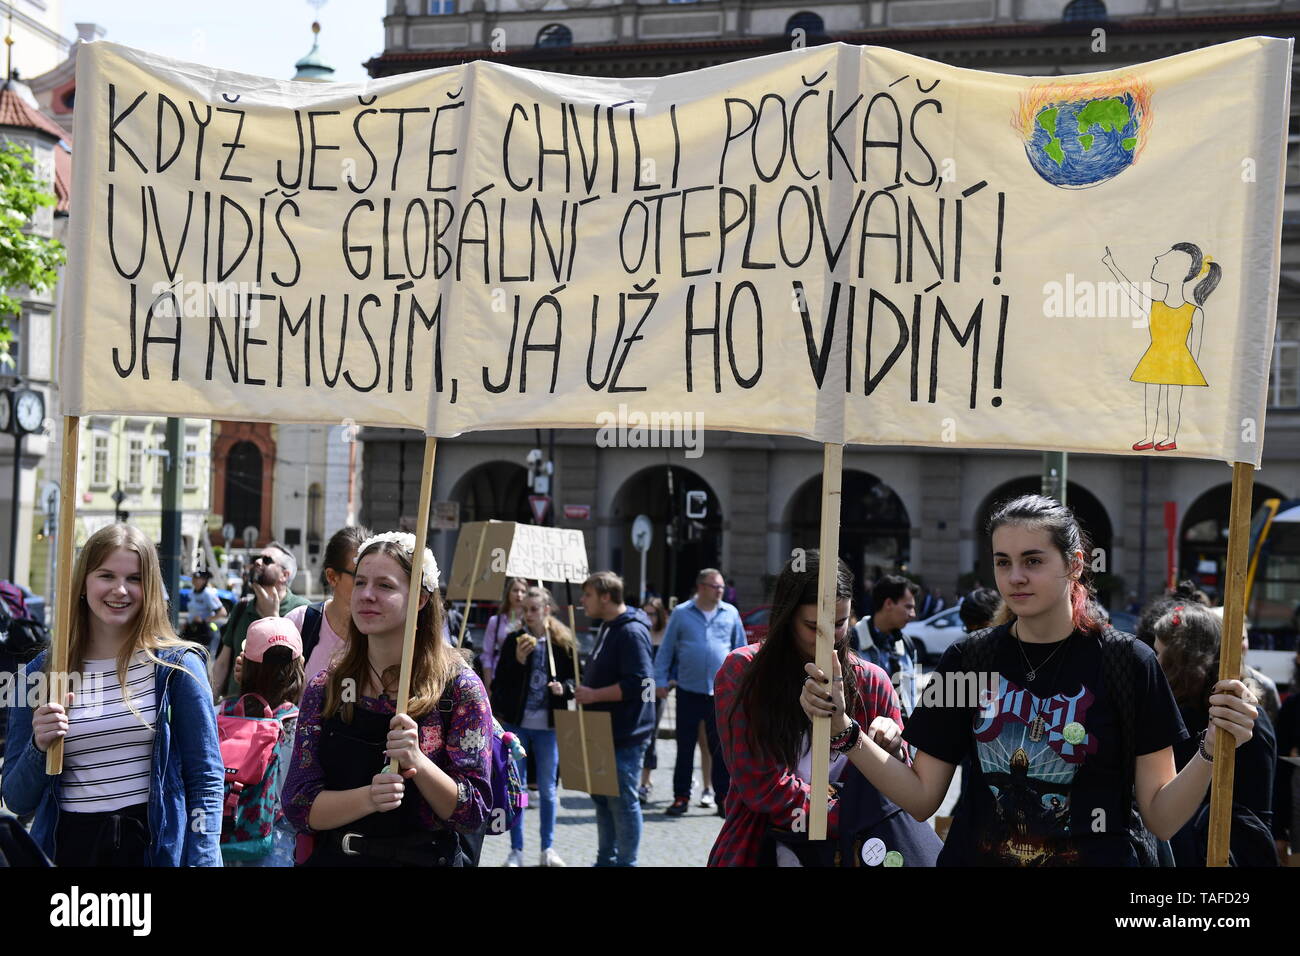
[861,837,887,866]
[1062,721,1086,745]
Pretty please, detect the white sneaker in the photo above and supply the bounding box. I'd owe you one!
[504,848,524,867]
[540,847,566,867]
[699,788,715,808]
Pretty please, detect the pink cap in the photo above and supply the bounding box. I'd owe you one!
[243,617,303,662]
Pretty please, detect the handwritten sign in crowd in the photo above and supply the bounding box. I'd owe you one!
[61,38,1291,465]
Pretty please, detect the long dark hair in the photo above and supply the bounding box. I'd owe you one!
[729,550,859,770]
[1171,241,1221,307]
[987,495,1101,635]
[240,645,305,715]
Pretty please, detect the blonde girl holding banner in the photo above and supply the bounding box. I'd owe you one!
[282,532,492,867]
[800,494,1260,866]
[2,524,224,866]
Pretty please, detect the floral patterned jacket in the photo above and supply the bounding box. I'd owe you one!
[282,665,493,834]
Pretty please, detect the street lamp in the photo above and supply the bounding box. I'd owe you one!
[111,483,127,523]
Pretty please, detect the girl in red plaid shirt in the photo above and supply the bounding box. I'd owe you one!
[708,551,906,867]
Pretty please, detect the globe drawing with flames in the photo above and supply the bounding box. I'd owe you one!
[1016,79,1153,189]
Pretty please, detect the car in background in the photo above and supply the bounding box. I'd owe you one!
[902,606,967,665]
[742,605,771,643]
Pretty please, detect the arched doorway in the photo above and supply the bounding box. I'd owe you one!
[973,479,1115,605]
[451,461,532,525]
[787,470,911,611]
[1180,481,1283,602]
[224,441,263,546]
[612,466,722,605]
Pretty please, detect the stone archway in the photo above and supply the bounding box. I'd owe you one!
[612,465,722,605]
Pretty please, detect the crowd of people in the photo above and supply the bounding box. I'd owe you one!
[1,490,1293,868]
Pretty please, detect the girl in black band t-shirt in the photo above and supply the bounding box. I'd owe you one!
[799,494,1262,866]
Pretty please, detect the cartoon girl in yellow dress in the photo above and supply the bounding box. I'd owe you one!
[1101,242,1221,451]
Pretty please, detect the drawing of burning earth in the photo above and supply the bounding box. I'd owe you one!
[1015,79,1152,189]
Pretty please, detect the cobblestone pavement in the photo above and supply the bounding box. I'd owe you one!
[479,736,725,867]
[479,735,962,867]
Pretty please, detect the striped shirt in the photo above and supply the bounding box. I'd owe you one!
[59,652,156,812]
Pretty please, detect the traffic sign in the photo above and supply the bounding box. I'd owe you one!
[529,495,551,524]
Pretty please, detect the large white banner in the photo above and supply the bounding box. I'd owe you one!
[61,38,1292,465]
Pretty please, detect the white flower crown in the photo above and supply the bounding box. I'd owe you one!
[357,531,440,593]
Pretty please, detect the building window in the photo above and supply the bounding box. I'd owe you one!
[127,437,143,486]
[1271,318,1300,408]
[785,12,825,38]
[536,24,572,48]
[92,432,109,485]
[308,483,324,553]
[1062,0,1107,22]
[428,0,455,13]
[154,435,167,487]
[185,439,199,488]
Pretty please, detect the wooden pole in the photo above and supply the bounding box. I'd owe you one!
[569,604,591,793]
[46,416,80,775]
[387,436,437,775]
[809,443,843,841]
[455,523,488,648]
[1207,461,1252,866]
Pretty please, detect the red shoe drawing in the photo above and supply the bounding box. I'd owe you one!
[1131,440,1155,451]
[1155,440,1177,451]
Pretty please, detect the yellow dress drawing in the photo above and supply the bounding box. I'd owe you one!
[1130,301,1207,386]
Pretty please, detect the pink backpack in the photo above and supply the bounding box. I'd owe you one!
[217,694,297,860]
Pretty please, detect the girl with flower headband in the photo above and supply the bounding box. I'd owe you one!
[282,531,493,867]
[1101,241,1222,453]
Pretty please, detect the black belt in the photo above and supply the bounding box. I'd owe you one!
[322,829,464,867]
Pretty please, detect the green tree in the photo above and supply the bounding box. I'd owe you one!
[0,139,65,367]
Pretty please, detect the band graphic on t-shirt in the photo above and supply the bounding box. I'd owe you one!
[971,677,1099,865]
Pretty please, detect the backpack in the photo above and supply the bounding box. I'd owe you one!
[961,623,1170,866]
[217,694,299,861]
[300,601,326,665]
[761,764,944,867]
[436,687,527,836]
[1187,800,1281,867]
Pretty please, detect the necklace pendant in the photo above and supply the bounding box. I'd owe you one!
[1025,668,1037,683]
[1029,714,1045,742]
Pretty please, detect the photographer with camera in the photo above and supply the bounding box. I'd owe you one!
[210,542,309,701]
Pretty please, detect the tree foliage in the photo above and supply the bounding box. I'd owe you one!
[0,139,65,367]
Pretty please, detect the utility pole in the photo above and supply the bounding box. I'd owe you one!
[1042,451,1067,507]
[160,417,184,629]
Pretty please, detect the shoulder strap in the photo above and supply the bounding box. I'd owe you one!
[301,601,326,663]
[1097,626,1139,800]
[961,624,1003,678]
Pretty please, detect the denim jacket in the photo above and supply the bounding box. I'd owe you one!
[2,645,225,866]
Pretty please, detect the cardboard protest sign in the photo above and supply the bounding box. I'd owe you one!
[62,38,1291,466]
[444,520,589,600]
[554,709,620,797]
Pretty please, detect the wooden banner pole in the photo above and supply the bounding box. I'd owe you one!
[456,523,488,649]
[809,443,844,841]
[46,416,81,776]
[1207,461,1252,866]
[387,436,438,775]
[569,604,591,793]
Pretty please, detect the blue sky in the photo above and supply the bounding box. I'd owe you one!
[61,0,386,83]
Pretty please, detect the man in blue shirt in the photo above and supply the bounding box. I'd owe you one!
[655,568,747,817]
